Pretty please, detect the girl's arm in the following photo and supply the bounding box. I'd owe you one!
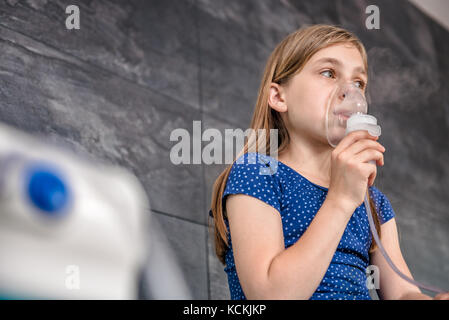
[226,193,354,299]
[369,218,432,300]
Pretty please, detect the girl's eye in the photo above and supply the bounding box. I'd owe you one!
[320,69,366,89]
[354,80,365,89]
[320,70,334,78]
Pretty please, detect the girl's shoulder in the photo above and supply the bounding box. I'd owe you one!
[368,185,389,204]
[368,185,396,224]
[229,152,330,193]
[223,152,283,213]
[233,152,278,167]
[229,152,287,183]
[228,152,281,178]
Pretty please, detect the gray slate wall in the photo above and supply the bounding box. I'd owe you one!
[0,0,447,299]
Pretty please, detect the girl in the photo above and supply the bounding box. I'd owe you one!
[209,24,449,300]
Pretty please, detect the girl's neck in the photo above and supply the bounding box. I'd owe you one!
[277,136,333,188]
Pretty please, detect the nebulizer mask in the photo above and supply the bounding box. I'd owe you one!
[325,82,445,295]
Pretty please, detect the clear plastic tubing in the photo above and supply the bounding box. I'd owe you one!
[347,113,446,295]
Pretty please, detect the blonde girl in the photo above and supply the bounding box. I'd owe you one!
[209,24,449,300]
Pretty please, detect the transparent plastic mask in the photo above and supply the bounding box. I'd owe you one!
[325,82,368,147]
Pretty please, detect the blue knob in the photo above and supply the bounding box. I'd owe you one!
[25,165,70,216]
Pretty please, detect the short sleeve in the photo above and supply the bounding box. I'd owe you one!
[369,186,396,224]
[222,152,282,214]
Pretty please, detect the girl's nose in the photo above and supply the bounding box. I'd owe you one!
[338,83,358,101]
[339,89,348,101]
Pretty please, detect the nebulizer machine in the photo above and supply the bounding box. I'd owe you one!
[325,82,446,295]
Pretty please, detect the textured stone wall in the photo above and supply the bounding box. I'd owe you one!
[0,0,447,299]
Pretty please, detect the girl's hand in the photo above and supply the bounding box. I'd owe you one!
[326,130,385,215]
[433,292,449,300]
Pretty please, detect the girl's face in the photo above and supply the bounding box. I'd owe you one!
[271,43,368,148]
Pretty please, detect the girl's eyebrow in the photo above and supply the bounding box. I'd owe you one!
[313,57,367,76]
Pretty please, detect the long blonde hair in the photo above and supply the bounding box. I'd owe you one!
[209,24,381,265]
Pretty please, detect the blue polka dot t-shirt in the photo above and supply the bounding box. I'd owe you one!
[215,152,395,300]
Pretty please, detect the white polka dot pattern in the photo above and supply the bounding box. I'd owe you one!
[221,152,395,300]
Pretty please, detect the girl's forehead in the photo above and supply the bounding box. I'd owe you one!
[284,43,368,86]
[306,43,366,72]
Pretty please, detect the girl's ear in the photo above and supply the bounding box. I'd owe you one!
[268,82,288,113]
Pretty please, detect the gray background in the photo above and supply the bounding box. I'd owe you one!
[0,0,448,299]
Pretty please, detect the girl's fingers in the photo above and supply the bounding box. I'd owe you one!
[353,149,384,166]
[344,139,385,158]
[333,130,378,156]
[360,163,377,187]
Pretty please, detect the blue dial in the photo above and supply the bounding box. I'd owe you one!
[25,164,70,216]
